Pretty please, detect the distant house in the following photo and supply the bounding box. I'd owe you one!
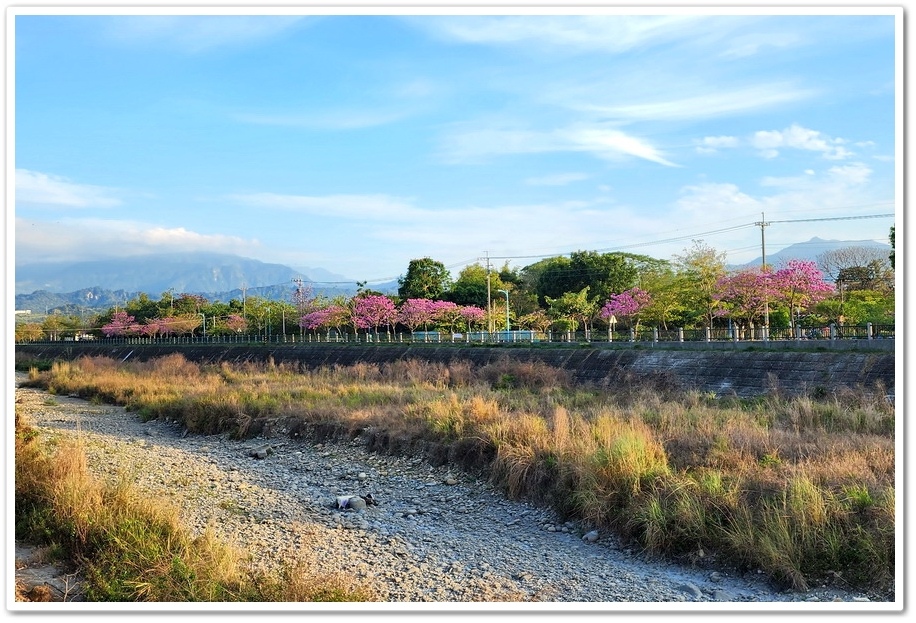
[14,310,31,315]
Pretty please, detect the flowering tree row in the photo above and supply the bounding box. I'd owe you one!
[93,260,839,340]
[299,295,487,336]
[598,260,834,332]
[101,311,248,337]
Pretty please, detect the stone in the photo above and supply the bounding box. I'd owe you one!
[582,530,600,543]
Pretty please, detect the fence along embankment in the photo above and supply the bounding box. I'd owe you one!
[14,342,895,398]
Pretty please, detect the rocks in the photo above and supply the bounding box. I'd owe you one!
[14,378,888,605]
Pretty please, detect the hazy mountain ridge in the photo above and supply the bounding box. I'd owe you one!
[15,252,333,295]
[734,237,891,269]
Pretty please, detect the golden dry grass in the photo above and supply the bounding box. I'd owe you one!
[20,353,896,594]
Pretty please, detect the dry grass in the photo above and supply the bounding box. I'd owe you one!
[21,353,896,595]
[14,403,375,602]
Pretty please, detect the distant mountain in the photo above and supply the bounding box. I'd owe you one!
[15,252,352,297]
[735,237,892,269]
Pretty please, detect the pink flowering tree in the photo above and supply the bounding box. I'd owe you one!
[226,314,248,335]
[352,294,397,338]
[138,318,165,338]
[599,287,652,334]
[101,311,140,337]
[459,305,487,331]
[714,269,778,332]
[397,298,438,333]
[300,305,350,338]
[771,260,835,328]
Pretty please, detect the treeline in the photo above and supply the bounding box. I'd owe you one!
[14,241,894,342]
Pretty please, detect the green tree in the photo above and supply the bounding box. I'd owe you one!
[545,287,595,338]
[397,257,452,300]
[639,265,682,330]
[890,226,895,270]
[446,263,504,307]
[672,241,728,328]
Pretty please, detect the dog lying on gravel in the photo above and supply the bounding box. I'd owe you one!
[335,493,376,511]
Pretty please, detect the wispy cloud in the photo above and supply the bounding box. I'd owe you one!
[15,217,261,264]
[102,15,307,53]
[524,172,589,186]
[751,124,854,160]
[563,128,680,167]
[719,31,804,59]
[16,169,123,208]
[438,123,678,167]
[578,84,817,123]
[413,15,715,54]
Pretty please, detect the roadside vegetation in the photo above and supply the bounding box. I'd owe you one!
[17,353,896,598]
[14,389,376,602]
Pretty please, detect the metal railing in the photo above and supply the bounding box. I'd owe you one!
[16,323,895,346]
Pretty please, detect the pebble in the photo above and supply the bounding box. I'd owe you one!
[14,378,890,605]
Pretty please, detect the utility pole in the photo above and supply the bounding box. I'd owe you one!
[755,211,771,340]
[485,251,493,333]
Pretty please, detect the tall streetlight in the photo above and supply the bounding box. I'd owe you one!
[198,313,206,337]
[497,289,510,333]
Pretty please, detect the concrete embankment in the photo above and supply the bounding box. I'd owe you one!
[14,342,896,398]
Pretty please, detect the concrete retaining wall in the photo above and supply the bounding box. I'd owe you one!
[14,342,895,398]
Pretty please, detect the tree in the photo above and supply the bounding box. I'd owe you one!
[714,269,776,333]
[447,263,504,307]
[300,305,349,338]
[530,256,573,305]
[226,314,248,335]
[636,264,681,330]
[352,294,397,337]
[672,241,728,328]
[397,298,438,333]
[889,226,895,270]
[459,305,487,331]
[516,309,552,333]
[101,311,139,337]
[770,260,834,329]
[397,258,452,300]
[545,287,594,337]
[817,246,893,291]
[600,287,652,334]
[16,323,44,342]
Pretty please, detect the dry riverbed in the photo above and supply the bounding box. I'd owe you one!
[11,373,891,610]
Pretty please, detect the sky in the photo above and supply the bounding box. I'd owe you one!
[10,6,900,286]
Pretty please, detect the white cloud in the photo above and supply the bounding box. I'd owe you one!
[751,124,854,160]
[580,84,816,123]
[414,15,706,54]
[827,162,872,185]
[102,16,307,53]
[15,217,261,264]
[564,128,680,167]
[719,32,803,59]
[16,169,123,208]
[525,173,589,186]
[695,135,740,154]
[439,123,678,167]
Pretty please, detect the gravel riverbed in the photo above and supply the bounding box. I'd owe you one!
[12,373,892,609]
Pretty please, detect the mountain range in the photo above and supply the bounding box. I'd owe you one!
[14,238,891,314]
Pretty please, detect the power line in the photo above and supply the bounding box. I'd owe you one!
[768,214,894,224]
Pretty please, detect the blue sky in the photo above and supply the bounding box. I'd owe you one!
[12,8,899,285]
